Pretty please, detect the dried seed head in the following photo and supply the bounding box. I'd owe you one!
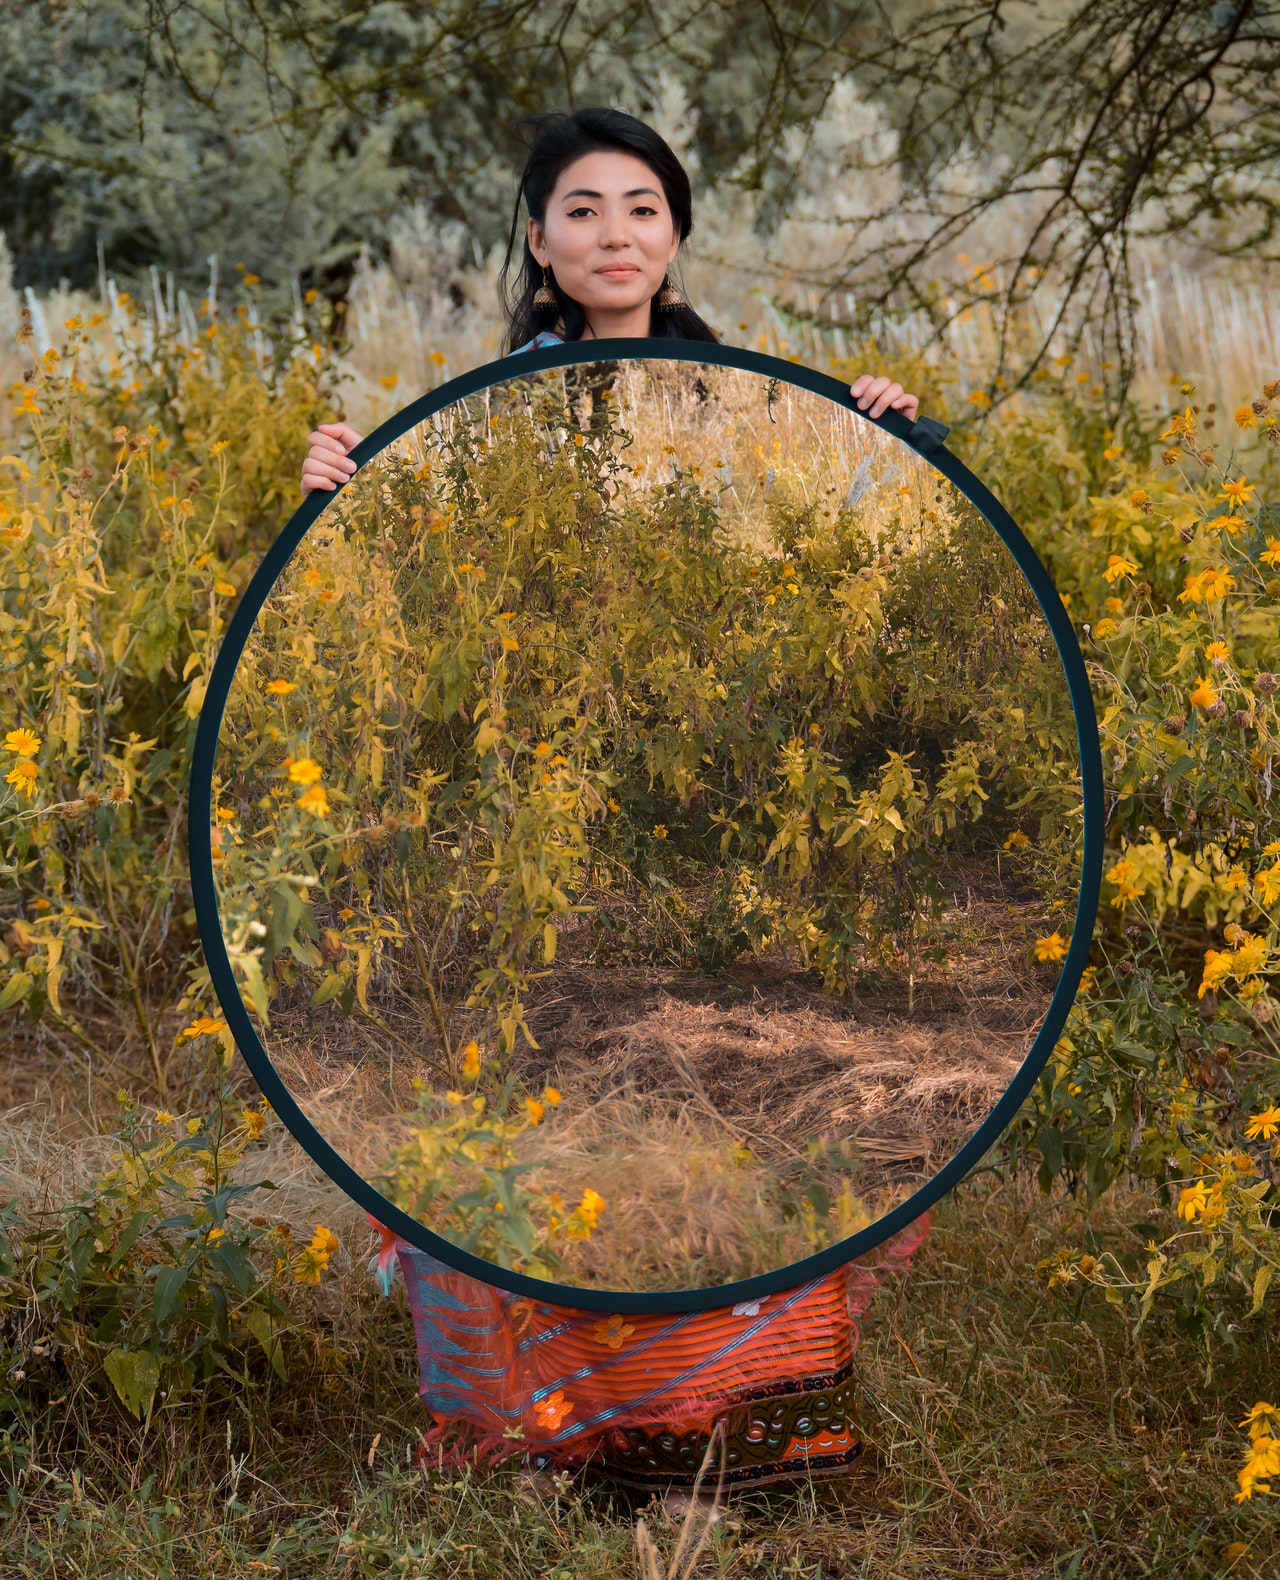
[1162,715,1186,736]
[1264,380,1280,400]
[1161,447,1181,465]
[1204,700,1227,719]
[1230,709,1254,728]
[1178,553,1191,565]
[1253,399,1270,415]
[1254,671,1278,694]
[1178,525,1195,542]
[1197,448,1215,465]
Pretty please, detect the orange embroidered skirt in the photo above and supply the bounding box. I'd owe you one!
[386,1215,929,1489]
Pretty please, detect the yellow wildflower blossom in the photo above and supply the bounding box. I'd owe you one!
[265,679,297,695]
[1244,1106,1280,1141]
[461,1040,481,1080]
[1219,476,1255,506]
[286,757,323,786]
[1255,862,1280,906]
[1034,932,1067,962]
[1205,640,1229,665]
[1103,554,1138,583]
[1198,948,1233,998]
[4,760,38,797]
[1176,1181,1207,1221]
[296,784,329,816]
[181,1016,227,1040]
[1261,539,1280,568]
[1235,405,1258,429]
[1189,677,1219,710]
[3,728,41,757]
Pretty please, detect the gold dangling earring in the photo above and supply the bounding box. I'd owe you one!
[533,266,557,308]
[657,275,686,310]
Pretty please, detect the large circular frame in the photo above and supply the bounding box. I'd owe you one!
[189,339,1104,1313]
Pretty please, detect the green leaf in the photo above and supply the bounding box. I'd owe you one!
[103,1348,160,1421]
[243,1306,287,1380]
[207,1240,258,1296]
[151,1263,189,1328]
[1036,1125,1064,1177]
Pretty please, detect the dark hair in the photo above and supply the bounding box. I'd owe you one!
[499,108,719,353]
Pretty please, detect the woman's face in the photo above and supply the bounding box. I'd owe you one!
[527,150,680,323]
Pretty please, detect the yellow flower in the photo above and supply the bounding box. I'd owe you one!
[1105,596,1124,613]
[461,1040,481,1081]
[1205,640,1229,665]
[652,823,668,839]
[181,1016,227,1040]
[966,390,992,410]
[579,1188,604,1222]
[1235,405,1258,429]
[1102,554,1138,583]
[1128,489,1150,510]
[3,728,41,757]
[286,756,323,786]
[154,1110,176,1125]
[1104,857,1145,906]
[524,1097,545,1125]
[310,1224,339,1257]
[215,580,237,597]
[1189,676,1218,710]
[1176,1181,1207,1221]
[296,784,329,816]
[1261,539,1280,568]
[265,679,297,695]
[1197,948,1233,998]
[1102,444,1123,460]
[501,636,519,652]
[1003,831,1031,851]
[186,1118,203,1135]
[544,1087,562,1105]
[1178,565,1236,602]
[1093,617,1117,638]
[1244,1106,1280,1141]
[1219,476,1255,506]
[1256,862,1280,906]
[4,760,38,797]
[1034,932,1067,962]
[242,1109,267,1140]
[533,741,552,758]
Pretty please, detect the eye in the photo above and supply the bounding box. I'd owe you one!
[566,205,597,219]
[632,204,659,217]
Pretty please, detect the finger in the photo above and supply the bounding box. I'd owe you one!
[307,440,357,473]
[849,375,870,396]
[855,376,889,411]
[303,459,354,488]
[890,393,920,420]
[308,430,359,459]
[317,422,364,446]
[870,382,903,418]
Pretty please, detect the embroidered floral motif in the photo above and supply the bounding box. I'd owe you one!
[506,1297,534,1335]
[592,1314,636,1349]
[534,1390,574,1430]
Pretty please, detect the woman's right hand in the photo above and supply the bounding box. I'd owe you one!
[301,422,364,497]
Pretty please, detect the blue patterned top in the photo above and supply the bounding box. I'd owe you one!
[513,330,564,354]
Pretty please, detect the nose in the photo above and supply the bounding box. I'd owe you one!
[598,203,633,249]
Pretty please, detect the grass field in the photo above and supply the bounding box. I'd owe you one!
[3,1176,1275,1579]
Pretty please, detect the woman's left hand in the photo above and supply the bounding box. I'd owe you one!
[850,374,919,422]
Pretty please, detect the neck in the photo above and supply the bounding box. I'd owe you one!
[581,300,653,340]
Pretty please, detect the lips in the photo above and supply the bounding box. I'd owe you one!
[596,266,641,278]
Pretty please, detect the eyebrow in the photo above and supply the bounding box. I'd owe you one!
[560,187,662,202]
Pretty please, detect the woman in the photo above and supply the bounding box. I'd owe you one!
[300,107,919,497]
[302,108,930,1494]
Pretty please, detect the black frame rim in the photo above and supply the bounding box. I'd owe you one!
[188,338,1104,1314]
